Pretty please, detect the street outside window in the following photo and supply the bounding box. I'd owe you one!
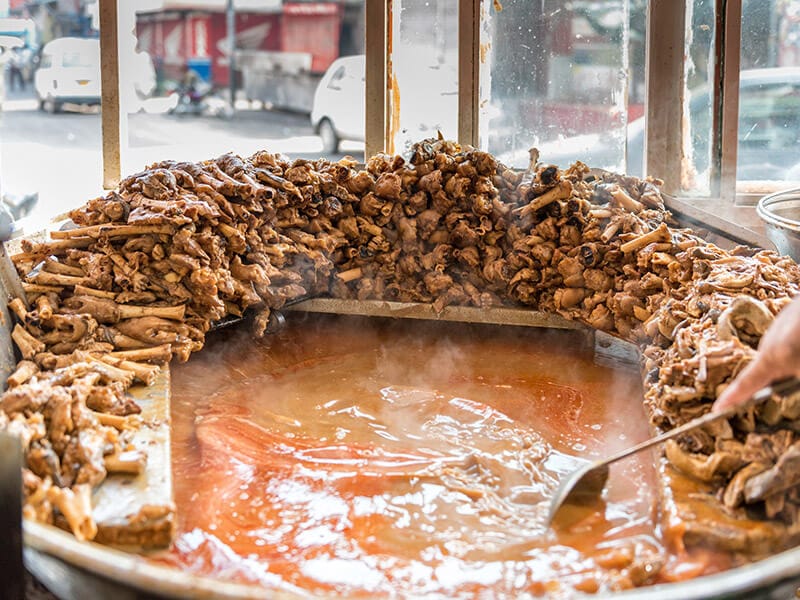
[483,0,645,177]
[389,0,458,155]
[0,1,367,234]
[681,0,716,196]
[3,0,800,230]
[123,1,366,178]
[0,10,102,231]
[737,0,800,186]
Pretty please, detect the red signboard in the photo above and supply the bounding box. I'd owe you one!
[136,16,187,67]
[188,14,211,57]
[281,2,341,73]
[137,11,281,85]
[137,4,341,84]
[209,13,281,84]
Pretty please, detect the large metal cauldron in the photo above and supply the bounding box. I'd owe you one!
[6,207,797,599]
[21,517,800,599]
[17,301,800,600]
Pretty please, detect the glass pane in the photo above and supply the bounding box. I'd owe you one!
[483,1,635,175]
[0,11,102,232]
[389,0,458,155]
[682,0,716,195]
[122,0,365,177]
[738,0,800,183]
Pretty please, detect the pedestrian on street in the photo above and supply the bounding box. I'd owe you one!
[8,47,25,92]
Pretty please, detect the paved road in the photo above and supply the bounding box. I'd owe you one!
[0,88,363,229]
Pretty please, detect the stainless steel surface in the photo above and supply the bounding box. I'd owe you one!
[0,431,25,600]
[213,297,588,335]
[547,378,800,526]
[23,520,302,600]
[21,507,800,600]
[25,546,146,600]
[286,298,586,330]
[758,188,800,260]
[91,369,174,548]
[12,316,800,599]
[664,194,777,251]
[6,242,800,596]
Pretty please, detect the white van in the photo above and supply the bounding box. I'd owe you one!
[311,55,365,153]
[35,37,101,113]
[310,54,458,154]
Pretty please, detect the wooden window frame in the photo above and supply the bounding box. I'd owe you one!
[101,0,769,213]
[646,0,746,205]
[100,0,122,189]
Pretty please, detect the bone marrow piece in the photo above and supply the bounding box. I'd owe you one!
[0,140,799,576]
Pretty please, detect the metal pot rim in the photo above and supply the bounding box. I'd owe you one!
[757,188,800,233]
[24,519,800,600]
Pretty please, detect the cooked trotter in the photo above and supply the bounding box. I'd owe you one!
[717,296,774,346]
[43,258,85,277]
[47,484,97,541]
[104,450,146,476]
[7,360,39,388]
[619,222,672,254]
[63,295,186,323]
[12,324,45,359]
[0,138,799,574]
[744,443,800,503]
[107,344,173,364]
[94,355,160,386]
[85,382,141,416]
[514,179,572,216]
[8,297,28,322]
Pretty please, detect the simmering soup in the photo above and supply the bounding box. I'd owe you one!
[155,314,729,597]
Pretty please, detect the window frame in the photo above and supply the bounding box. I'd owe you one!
[645,0,745,205]
[100,0,771,211]
[100,0,121,189]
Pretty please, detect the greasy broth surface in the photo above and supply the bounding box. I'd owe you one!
[158,315,713,597]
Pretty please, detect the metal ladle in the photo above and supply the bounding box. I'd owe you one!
[547,377,800,526]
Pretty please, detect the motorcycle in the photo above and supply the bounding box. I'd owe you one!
[167,81,233,119]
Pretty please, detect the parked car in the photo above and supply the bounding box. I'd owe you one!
[35,37,156,114]
[311,55,365,153]
[500,67,800,181]
[35,37,101,113]
[310,54,458,154]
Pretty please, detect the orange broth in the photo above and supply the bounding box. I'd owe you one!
[154,314,729,597]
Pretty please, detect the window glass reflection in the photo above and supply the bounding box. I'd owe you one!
[484,1,639,177]
[738,0,800,183]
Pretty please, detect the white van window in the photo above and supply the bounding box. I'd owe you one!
[62,51,95,69]
[328,66,346,89]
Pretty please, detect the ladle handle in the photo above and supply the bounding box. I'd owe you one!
[602,377,800,467]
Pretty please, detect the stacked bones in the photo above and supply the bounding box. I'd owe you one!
[1,138,799,564]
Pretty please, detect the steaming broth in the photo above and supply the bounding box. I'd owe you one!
[157,314,729,597]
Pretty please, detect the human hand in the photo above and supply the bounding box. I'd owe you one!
[713,296,800,412]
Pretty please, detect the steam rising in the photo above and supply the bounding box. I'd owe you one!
[167,313,664,595]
